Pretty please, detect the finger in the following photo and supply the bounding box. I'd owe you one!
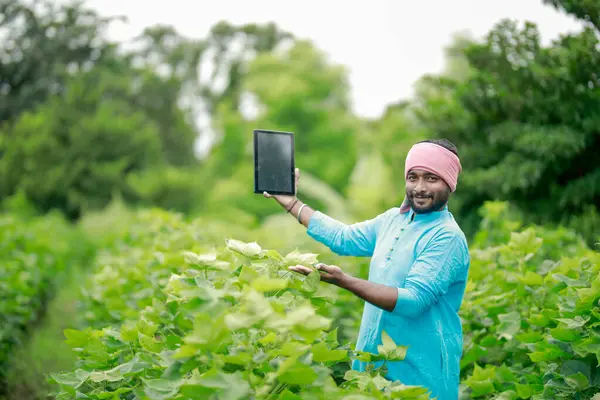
[290,268,309,277]
[263,191,271,198]
[300,265,314,274]
[289,265,313,275]
[315,263,334,273]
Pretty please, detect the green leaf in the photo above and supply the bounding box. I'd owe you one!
[63,329,89,349]
[120,323,138,342]
[142,378,182,400]
[552,273,588,287]
[576,282,600,310]
[259,332,278,345]
[564,372,589,390]
[278,359,318,385]
[492,390,517,400]
[138,332,163,353]
[311,342,348,363]
[515,383,533,399]
[278,389,303,399]
[519,271,544,286]
[226,239,262,258]
[549,327,581,342]
[386,383,432,397]
[180,369,250,400]
[496,311,521,340]
[555,315,590,329]
[377,330,407,361]
[528,343,571,362]
[223,352,252,365]
[302,270,321,293]
[560,360,591,378]
[137,316,158,337]
[238,265,260,283]
[172,344,198,359]
[49,369,91,389]
[515,330,544,343]
[461,344,488,368]
[90,357,148,382]
[262,249,284,261]
[571,336,600,359]
[496,364,517,383]
[251,276,288,292]
[468,378,495,397]
[283,249,319,266]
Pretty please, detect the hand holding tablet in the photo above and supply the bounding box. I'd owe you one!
[254,129,312,224]
[253,129,297,199]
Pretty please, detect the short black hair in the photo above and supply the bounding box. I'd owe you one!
[418,139,459,157]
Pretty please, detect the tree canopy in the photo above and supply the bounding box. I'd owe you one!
[0,0,598,243]
[414,0,599,241]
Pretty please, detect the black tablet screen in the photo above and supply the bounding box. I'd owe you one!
[254,130,294,195]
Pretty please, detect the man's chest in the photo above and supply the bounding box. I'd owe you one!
[368,220,435,287]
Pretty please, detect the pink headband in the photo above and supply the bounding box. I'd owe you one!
[404,142,462,192]
[399,142,462,213]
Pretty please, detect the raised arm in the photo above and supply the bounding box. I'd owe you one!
[263,168,390,257]
[307,209,390,256]
[273,195,389,257]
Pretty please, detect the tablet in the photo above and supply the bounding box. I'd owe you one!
[253,129,295,196]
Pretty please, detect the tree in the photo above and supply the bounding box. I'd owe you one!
[414,0,600,242]
[0,0,118,125]
[1,0,302,216]
[128,22,294,162]
[119,64,200,166]
[0,63,164,219]
[543,0,600,31]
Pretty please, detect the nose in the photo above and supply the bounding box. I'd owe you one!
[414,178,427,193]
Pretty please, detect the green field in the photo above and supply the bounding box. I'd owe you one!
[1,199,598,399]
[1,0,599,398]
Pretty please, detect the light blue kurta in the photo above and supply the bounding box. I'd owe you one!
[307,206,470,400]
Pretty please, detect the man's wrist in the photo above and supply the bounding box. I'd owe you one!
[276,196,294,206]
[284,197,299,212]
[336,273,354,290]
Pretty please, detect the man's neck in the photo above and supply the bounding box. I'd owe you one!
[410,205,449,221]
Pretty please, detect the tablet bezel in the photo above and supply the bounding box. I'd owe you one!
[253,129,296,196]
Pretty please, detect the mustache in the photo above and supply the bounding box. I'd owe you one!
[409,193,432,198]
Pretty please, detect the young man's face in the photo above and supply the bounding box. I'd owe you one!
[405,169,450,214]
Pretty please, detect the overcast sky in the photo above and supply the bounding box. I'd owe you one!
[83,0,583,119]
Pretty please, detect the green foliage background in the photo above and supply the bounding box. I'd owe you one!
[0,0,598,399]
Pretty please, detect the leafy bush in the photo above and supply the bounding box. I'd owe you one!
[0,210,93,393]
[49,209,427,399]
[460,202,600,399]
[125,166,208,216]
[47,203,599,399]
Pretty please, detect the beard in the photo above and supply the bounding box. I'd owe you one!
[407,188,450,214]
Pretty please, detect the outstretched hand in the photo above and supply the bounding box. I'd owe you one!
[288,263,347,286]
[291,263,398,313]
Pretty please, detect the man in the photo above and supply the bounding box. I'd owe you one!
[264,139,470,400]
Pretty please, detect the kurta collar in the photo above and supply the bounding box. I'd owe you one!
[408,206,449,223]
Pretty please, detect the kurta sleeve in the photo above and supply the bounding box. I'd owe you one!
[392,229,468,318]
[306,209,393,257]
